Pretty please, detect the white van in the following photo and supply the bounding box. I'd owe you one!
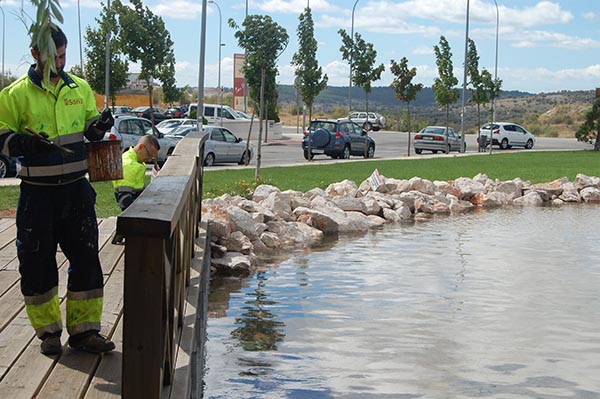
[185,103,244,123]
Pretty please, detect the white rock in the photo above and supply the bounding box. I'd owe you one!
[454,177,486,200]
[252,184,281,202]
[483,192,512,207]
[325,179,359,198]
[558,182,581,203]
[580,186,600,203]
[219,231,253,254]
[227,206,258,239]
[211,252,254,276]
[513,191,544,206]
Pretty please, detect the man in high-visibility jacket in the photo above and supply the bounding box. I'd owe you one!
[113,135,161,211]
[0,27,115,355]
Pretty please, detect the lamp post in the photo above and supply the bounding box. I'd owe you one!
[490,0,499,155]
[196,0,208,128]
[244,0,248,112]
[208,0,223,126]
[1,4,5,89]
[78,0,83,76]
[348,0,359,113]
[460,0,469,153]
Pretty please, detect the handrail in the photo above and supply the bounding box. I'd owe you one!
[117,131,207,398]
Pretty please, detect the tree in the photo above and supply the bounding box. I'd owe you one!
[229,14,288,179]
[29,0,63,86]
[338,29,385,157]
[116,0,176,125]
[432,35,459,153]
[576,99,600,151]
[292,6,328,161]
[84,1,128,107]
[466,38,489,151]
[390,57,423,156]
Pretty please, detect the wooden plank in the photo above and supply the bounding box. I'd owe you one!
[0,224,16,252]
[85,318,123,399]
[0,270,20,299]
[0,219,15,236]
[122,236,167,399]
[164,239,204,399]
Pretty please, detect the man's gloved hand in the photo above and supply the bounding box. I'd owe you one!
[8,133,57,157]
[95,108,114,132]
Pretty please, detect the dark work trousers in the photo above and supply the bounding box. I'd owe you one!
[16,178,103,301]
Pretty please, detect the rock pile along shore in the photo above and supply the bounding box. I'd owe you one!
[202,173,600,276]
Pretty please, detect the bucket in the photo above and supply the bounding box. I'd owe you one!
[86,140,123,182]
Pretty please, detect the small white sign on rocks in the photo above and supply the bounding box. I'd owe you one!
[368,169,384,191]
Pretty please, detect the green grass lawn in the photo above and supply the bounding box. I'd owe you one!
[1,151,599,218]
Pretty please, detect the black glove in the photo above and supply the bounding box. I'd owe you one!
[8,132,57,157]
[95,108,114,132]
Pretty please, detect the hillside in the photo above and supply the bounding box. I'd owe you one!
[276,85,597,137]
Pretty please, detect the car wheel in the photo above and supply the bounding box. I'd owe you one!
[525,139,534,149]
[0,158,8,178]
[204,152,215,166]
[303,151,314,160]
[340,145,351,159]
[366,144,375,158]
[432,150,438,154]
[415,148,422,154]
[363,122,372,131]
[500,138,509,150]
[238,151,249,165]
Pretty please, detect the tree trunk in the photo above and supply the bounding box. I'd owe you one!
[406,102,411,157]
[445,105,450,154]
[364,91,370,158]
[477,103,481,152]
[256,68,265,180]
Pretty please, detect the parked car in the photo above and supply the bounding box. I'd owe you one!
[110,105,132,115]
[156,118,198,134]
[104,115,179,164]
[414,126,465,154]
[185,103,247,123]
[164,106,184,118]
[202,125,253,166]
[0,154,19,178]
[165,125,199,139]
[302,118,375,160]
[346,111,386,131]
[479,122,535,150]
[131,106,171,123]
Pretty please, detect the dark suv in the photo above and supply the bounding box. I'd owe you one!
[302,119,375,160]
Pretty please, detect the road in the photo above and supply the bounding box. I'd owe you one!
[230,127,593,169]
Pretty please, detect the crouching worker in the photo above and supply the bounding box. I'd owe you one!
[111,135,160,244]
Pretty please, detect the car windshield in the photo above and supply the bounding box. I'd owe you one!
[422,127,446,135]
[481,124,499,130]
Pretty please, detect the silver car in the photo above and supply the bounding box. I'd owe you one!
[203,125,253,166]
[346,111,386,131]
[104,115,179,164]
[414,126,465,154]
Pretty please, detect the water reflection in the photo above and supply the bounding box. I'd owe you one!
[204,205,600,399]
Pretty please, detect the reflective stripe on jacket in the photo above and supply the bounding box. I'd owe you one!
[0,65,99,184]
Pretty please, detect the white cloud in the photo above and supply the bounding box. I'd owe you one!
[412,46,434,55]
[510,30,600,50]
[153,1,205,20]
[254,0,340,14]
[583,12,597,21]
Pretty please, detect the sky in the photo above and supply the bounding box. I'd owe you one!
[1,0,599,94]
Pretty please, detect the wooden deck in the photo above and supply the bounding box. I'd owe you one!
[0,216,207,398]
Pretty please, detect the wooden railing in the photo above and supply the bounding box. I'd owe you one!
[116,132,209,398]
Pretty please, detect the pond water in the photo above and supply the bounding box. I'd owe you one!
[203,205,600,399]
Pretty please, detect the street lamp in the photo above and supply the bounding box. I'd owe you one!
[208,0,223,126]
[104,0,111,109]
[460,0,469,153]
[78,0,83,76]
[244,0,248,112]
[490,0,499,155]
[348,0,359,113]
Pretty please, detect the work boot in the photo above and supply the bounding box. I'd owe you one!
[68,331,115,353]
[40,334,62,356]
